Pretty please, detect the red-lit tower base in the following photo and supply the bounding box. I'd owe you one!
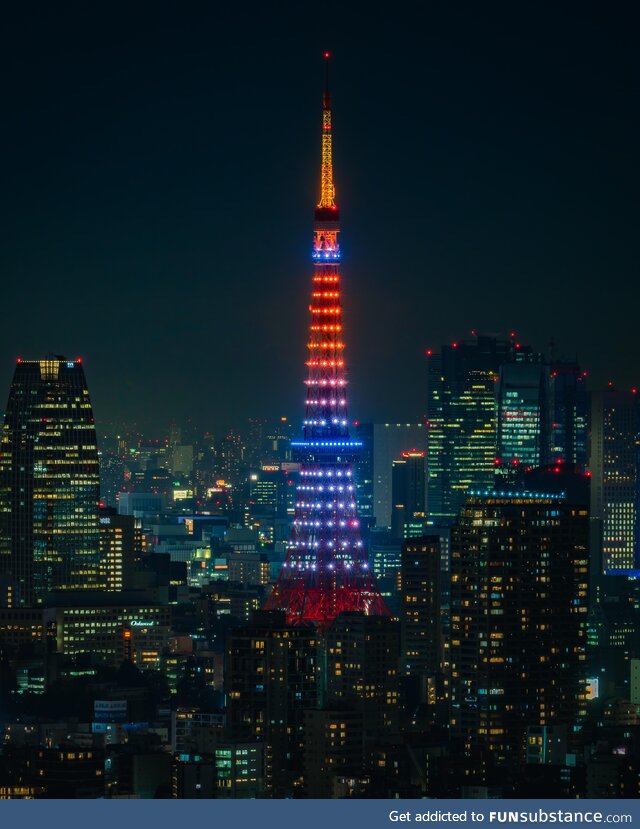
[264,55,389,630]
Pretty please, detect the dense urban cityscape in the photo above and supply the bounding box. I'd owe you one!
[1,9,639,803]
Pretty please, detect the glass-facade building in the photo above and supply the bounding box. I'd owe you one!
[426,336,512,522]
[0,358,102,605]
[496,350,550,472]
[391,451,426,538]
[427,337,589,522]
[354,423,426,530]
[550,361,589,468]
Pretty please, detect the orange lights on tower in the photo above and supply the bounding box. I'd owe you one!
[317,52,336,211]
[263,54,389,629]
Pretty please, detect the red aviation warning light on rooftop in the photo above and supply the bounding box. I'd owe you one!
[263,56,389,630]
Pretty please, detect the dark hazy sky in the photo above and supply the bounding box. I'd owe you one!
[1,3,638,434]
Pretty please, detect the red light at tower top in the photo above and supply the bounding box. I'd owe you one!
[324,51,330,59]
[264,56,389,630]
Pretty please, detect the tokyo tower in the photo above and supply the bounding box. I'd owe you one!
[264,54,390,629]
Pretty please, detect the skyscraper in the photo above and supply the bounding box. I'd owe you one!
[358,423,427,530]
[496,349,550,473]
[391,451,426,538]
[549,361,589,469]
[247,465,290,544]
[450,480,589,768]
[264,55,388,629]
[590,388,639,573]
[226,611,320,796]
[0,357,102,606]
[400,535,444,682]
[426,335,512,522]
[352,422,374,521]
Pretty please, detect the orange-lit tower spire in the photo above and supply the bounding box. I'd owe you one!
[264,54,389,630]
[317,51,336,212]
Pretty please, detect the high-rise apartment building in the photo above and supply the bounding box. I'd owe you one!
[400,536,443,683]
[450,481,589,768]
[225,611,320,796]
[325,613,400,742]
[0,357,102,605]
[303,708,364,797]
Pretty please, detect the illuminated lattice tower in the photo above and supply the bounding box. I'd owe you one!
[264,55,390,629]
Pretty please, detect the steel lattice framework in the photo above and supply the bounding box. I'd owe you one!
[264,54,390,630]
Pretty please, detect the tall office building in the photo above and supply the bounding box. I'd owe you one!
[247,465,291,544]
[426,335,513,522]
[496,349,550,473]
[99,506,143,592]
[248,466,288,516]
[354,423,427,530]
[0,357,102,606]
[352,423,374,520]
[390,451,426,538]
[550,361,589,468]
[262,418,294,465]
[590,389,639,573]
[450,480,589,768]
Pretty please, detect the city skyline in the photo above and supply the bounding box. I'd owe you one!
[1,5,638,431]
[1,19,640,800]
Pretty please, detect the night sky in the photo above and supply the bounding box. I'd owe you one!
[1,3,638,434]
